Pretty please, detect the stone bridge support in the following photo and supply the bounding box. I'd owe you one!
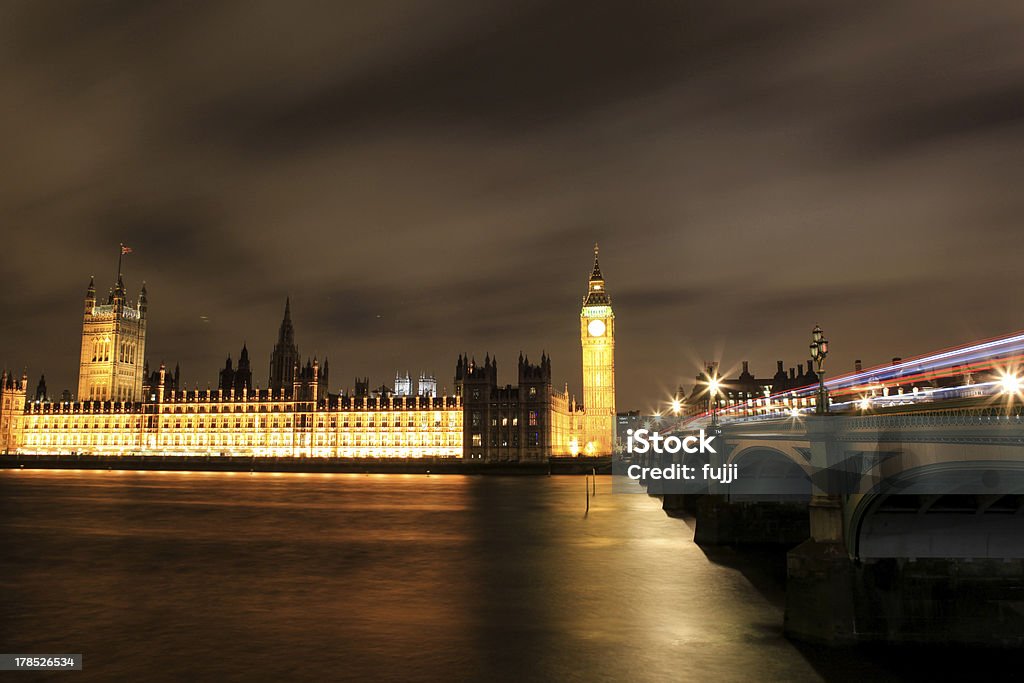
[784,416,860,643]
[783,415,1024,646]
[692,437,811,547]
[692,496,810,546]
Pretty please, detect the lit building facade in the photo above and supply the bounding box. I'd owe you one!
[1,246,618,461]
[680,359,821,418]
[77,274,147,402]
[579,245,616,455]
[3,364,462,458]
[454,353,583,462]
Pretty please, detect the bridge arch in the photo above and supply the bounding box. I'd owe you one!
[725,446,812,501]
[849,461,1024,560]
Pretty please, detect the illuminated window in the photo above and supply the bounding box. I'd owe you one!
[529,411,538,426]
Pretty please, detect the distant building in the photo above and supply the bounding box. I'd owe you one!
[33,374,47,403]
[371,384,394,399]
[265,299,328,396]
[143,361,180,399]
[390,373,435,397]
[394,372,411,396]
[418,374,437,397]
[77,273,147,402]
[680,359,818,417]
[455,352,579,462]
[269,298,299,392]
[218,344,253,393]
[616,410,642,450]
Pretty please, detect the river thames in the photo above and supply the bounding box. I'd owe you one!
[0,471,1009,681]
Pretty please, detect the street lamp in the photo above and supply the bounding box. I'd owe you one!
[999,371,1022,396]
[705,371,721,429]
[809,324,830,415]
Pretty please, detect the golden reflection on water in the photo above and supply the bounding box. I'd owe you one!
[0,471,829,682]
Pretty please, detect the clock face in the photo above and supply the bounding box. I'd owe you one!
[587,319,606,337]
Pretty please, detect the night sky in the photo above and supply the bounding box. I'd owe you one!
[2,1,1024,411]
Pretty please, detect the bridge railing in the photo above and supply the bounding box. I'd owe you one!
[844,406,1024,431]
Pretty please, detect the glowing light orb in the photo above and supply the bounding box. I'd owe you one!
[1000,372,1022,395]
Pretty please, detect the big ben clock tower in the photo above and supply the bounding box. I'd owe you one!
[580,244,616,455]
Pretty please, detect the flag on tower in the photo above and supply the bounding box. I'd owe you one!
[121,245,133,254]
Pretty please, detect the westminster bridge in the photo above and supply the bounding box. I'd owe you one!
[631,399,1024,647]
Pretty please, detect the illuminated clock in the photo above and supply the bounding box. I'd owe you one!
[587,319,606,337]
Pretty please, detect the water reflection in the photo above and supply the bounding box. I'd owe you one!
[0,471,1001,682]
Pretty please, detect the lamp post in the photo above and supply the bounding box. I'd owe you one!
[705,371,721,430]
[809,324,830,415]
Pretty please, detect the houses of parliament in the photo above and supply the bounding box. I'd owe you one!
[0,248,617,461]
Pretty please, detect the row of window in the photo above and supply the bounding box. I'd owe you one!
[23,433,462,448]
[470,410,540,427]
[25,414,460,430]
[89,338,139,365]
[86,383,137,402]
[470,431,541,447]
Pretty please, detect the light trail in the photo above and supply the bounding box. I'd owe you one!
[673,329,1024,428]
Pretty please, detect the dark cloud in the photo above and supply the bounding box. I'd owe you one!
[2,0,1024,410]
[857,84,1024,155]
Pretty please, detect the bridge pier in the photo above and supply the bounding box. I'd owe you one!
[784,495,858,644]
[787,550,1024,646]
[785,494,1024,646]
[661,493,698,515]
[693,495,810,546]
[852,557,1024,646]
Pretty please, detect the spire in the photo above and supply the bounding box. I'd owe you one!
[84,276,96,313]
[590,242,603,281]
[583,244,611,306]
[278,297,295,344]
